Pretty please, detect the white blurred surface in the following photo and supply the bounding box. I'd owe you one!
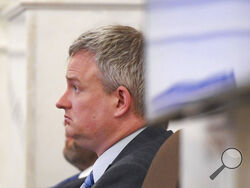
[146,0,250,120]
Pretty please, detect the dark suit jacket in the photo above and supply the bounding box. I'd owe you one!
[92,126,173,188]
[51,173,85,188]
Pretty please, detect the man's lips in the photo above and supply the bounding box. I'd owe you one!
[64,115,71,120]
[64,115,72,125]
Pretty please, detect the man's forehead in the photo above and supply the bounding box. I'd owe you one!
[67,50,96,70]
[66,57,100,83]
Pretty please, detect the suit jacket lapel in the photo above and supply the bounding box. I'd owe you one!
[105,126,173,171]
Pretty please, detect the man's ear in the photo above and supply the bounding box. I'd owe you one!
[113,86,131,117]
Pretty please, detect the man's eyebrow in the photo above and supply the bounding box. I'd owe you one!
[66,76,80,82]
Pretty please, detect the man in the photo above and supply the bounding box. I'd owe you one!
[56,25,173,188]
[51,122,97,188]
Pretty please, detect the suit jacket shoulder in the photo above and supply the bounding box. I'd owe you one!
[56,178,85,188]
[50,173,85,188]
[93,126,173,188]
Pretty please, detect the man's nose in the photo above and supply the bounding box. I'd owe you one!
[56,92,71,109]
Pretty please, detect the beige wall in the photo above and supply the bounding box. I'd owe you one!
[0,11,27,188]
[0,16,10,188]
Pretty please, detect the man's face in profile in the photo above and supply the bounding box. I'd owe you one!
[56,50,115,154]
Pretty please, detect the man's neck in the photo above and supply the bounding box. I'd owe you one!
[95,117,145,156]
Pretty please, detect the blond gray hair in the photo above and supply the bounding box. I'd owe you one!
[69,25,144,116]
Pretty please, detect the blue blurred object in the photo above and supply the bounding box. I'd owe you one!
[152,72,235,114]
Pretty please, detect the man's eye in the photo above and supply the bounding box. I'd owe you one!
[73,85,79,92]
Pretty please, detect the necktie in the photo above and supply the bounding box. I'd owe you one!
[84,171,94,188]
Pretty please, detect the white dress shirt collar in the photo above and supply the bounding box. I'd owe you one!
[92,127,145,183]
[78,165,93,179]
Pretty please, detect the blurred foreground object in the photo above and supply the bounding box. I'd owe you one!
[143,85,250,188]
[144,0,250,187]
[146,0,250,121]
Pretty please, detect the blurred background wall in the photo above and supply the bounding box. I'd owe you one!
[0,0,144,187]
[0,1,10,187]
